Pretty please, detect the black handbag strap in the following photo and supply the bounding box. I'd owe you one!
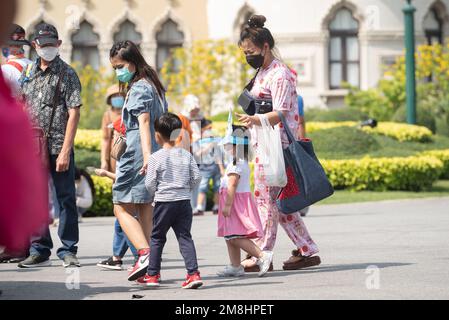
[244,68,260,91]
[46,66,68,138]
[277,111,296,144]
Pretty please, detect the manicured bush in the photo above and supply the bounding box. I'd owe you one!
[420,150,449,179]
[75,129,102,152]
[308,127,380,156]
[321,156,443,191]
[391,104,437,133]
[89,176,114,217]
[74,148,100,170]
[362,122,433,143]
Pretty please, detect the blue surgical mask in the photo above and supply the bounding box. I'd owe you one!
[115,66,135,83]
[111,96,125,109]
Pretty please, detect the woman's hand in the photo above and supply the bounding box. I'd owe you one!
[95,169,107,177]
[100,161,109,171]
[236,113,260,128]
[139,155,149,176]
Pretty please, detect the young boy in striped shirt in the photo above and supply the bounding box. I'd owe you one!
[143,113,203,289]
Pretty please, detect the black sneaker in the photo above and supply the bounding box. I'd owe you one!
[193,210,204,216]
[63,254,80,268]
[97,257,123,271]
[18,255,51,268]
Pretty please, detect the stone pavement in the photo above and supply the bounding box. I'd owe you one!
[1,197,449,300]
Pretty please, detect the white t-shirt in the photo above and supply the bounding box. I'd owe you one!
[76,176,94,209]
[1,57,32,97]
[220,159,251,193]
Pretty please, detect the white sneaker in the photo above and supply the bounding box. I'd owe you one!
[217,265,245,277]
[257,251,273,277]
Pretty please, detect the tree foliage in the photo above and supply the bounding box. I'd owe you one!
[160,39,253,115]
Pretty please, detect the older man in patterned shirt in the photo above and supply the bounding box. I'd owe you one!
[18,23,82,269]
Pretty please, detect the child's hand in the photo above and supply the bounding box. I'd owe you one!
[222,205,231,218]
[95,169,107,177]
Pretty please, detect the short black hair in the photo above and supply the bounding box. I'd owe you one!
[155,113,183,141]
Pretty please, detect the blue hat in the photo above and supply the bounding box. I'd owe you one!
[219,108,249,146]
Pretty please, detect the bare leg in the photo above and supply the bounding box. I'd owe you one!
[232,238,263,260]
[197,192,207,211]
[136,203,153,244]
[114,204,149,250]
[226,240,241,268]
[213,192,219,207]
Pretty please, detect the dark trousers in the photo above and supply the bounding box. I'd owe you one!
[30,151,79,260]
[113,218,138,259]
[148,200,199,276]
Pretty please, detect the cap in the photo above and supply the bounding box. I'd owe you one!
[6,24,30,46]
[106,84,122,104]
[34,23,59,46]
[220,124,249,146]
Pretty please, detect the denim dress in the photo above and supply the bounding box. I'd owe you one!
[113,79,167,204]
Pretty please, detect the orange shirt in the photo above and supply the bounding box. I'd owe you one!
[176,113,193,152]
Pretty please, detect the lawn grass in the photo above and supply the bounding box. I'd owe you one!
[318,180,449,205]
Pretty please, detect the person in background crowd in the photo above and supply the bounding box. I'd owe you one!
[0,0,48,264]
[97,86,138,270]
[1,24,31,97]
[193,118,225,216]
[176,113,193,152]
[18,23,82,269]
[181,94,204,142]
[181,94,204,212]
[109,40,168,282]
[101,84,126,173]
[74,168,94,223]
[237,15,320,272]
[93,168,138,271]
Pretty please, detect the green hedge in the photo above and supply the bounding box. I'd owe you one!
[321,156,443,191]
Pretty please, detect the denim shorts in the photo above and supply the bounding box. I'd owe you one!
[198,169,221,193]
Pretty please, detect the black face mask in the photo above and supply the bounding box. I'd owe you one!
[246,53,264,70]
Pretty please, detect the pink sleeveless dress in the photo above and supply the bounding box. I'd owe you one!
[217,160,263,239]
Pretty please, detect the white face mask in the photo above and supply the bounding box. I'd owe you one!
[36,46,59,62]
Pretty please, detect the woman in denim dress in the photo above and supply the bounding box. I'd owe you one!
[109,40,167,281]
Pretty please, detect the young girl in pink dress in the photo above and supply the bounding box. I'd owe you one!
[217,113,273,277]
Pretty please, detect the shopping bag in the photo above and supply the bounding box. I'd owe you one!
[255,114,287,187]
[276,112,334,214]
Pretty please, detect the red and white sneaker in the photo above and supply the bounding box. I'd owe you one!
[182,272,203,289]
[136,274,161,287]
[127,248,150,281]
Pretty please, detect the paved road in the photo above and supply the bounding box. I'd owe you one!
[1,197,449,300]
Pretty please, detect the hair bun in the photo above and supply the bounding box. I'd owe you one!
[248,15,266,28]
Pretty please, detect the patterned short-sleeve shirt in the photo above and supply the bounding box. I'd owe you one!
[20,56,82,155]
[250,59,299,148]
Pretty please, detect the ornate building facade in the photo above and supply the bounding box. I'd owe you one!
[14,0,208,71]
[208,0,449,108]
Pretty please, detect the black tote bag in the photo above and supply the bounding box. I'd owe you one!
[276,112,334,214]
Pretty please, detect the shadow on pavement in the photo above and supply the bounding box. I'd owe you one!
[268,262,414,276]
[0,280,143,300]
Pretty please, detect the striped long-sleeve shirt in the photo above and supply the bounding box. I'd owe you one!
[145,147,201,203]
